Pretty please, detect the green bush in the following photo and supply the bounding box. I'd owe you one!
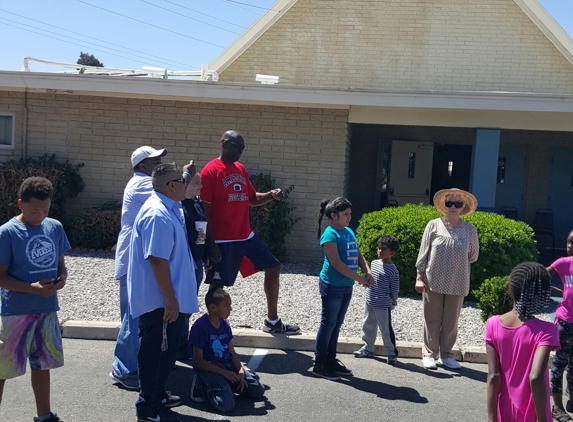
[355,204,538,299]
[249,173,300,261]
[70,201,121,250]
[473,275,512,322]
[0,154,84,224]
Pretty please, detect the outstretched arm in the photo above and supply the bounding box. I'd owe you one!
[248,189,283,207]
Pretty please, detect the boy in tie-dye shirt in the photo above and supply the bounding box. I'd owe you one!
[0,177,70,422]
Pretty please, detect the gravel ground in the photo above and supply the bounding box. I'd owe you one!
[58,252,548,348]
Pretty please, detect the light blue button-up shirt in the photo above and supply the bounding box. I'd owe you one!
[115,172,154,279]
[127,191,198,319]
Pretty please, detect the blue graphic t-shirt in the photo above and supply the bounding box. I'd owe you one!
[320,226,358,286]
[188,313,233,367]
[0,217,70,315]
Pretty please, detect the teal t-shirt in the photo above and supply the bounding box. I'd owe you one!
[319,226,358,286]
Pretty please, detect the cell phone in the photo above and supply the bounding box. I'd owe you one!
[54,276,62,284]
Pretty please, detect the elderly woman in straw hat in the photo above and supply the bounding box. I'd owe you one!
[415,188,479,370]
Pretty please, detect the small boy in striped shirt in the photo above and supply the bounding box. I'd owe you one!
[354,235,400,364]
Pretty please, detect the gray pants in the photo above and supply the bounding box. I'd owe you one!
[360,302,397,357]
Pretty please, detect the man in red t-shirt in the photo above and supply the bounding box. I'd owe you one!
[200,130,300,334]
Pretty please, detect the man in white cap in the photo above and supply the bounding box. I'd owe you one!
[110,146,167,390]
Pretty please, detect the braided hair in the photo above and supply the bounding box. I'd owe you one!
[317,197,352,239]
[508,262,551,319]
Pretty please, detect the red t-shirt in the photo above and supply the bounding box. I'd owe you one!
[200,159,256,242]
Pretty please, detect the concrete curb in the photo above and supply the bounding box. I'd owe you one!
[61,320,488,364]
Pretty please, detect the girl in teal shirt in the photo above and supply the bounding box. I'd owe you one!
[314,197,373,381]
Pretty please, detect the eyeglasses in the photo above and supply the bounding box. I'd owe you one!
[445,201,464,209]
[166,178,186,185]
[225,141,245,152]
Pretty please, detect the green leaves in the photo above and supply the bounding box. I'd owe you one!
[356,204,537,300]
[473,276,512,322]
[0,154,85,225]
[249,173,299,261]
[70,201,121,249]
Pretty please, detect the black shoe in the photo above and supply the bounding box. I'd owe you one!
[567,400,573,413]
[312,362,341,381]
[328,359,353,376]
[161,392,182,408]
[387,356,398,365]
[34,413,63,422]
[263,318,300,334]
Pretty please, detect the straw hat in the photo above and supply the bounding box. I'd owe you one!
[433,188,478,217]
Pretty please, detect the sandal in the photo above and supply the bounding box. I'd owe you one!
[552,406,573,422]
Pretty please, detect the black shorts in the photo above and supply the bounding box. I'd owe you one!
[205,234,280,287]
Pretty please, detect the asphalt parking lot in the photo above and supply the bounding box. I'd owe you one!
[1,339,488,422]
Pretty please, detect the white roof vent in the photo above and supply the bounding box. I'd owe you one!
[255,74,279,85]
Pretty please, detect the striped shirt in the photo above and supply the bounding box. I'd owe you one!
[366,260,399,309]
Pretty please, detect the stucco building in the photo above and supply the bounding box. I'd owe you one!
[1,0,573,258]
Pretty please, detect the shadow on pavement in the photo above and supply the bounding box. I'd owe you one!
[344,376,429,403]
[167,361,276,418]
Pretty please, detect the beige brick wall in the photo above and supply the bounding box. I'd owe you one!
[0,90,349,260]
[0,91,25,159]
[220,0,573,94]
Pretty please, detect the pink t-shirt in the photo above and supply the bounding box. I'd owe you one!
[484,316,559,422]
[552,257,573,324]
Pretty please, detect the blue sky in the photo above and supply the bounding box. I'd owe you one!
[0,0,571,73]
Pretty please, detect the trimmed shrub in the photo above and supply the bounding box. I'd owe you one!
[0,154,84,224]
[356,204,538,299]
[249,173,300,261]
[70,201,121,250]
[473,275,512,322]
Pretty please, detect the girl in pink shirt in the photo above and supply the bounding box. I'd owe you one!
[549,230,573,422]
[485,262,559,422]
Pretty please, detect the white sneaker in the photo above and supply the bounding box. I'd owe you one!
[422,356,437,369]
[438,357,461,369]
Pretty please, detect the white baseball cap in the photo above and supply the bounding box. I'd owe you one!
[131,146,168,167]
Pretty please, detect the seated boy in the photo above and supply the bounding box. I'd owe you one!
[0,177,70,422]
[354,235,400,364]
[188,288,265,413]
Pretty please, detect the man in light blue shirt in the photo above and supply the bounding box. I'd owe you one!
[127,162,199,422]
[111,146,167,390]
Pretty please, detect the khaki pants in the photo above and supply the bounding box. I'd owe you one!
[422,289,464,359]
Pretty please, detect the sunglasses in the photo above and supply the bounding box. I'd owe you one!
[225,141,245,152]
[166,177,186,185]
[445,201,464,209]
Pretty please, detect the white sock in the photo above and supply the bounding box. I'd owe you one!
[267,317,280,325]
[37,413,53,421]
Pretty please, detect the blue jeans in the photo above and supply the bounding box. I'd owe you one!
[112,275,139,381]
[314,280,353,363]
[179,260,204,359]
[136,308,185,418]
[196,363,265,413]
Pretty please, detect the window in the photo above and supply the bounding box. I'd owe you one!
[407,152,416,178]
[0,114,14,149]
[497,156,506,184]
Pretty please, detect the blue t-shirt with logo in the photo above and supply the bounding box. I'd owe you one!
[320,226,358,286]
[188,313,233,368]
[0,217,70,316]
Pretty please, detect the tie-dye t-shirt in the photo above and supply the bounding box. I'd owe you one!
[552,257,573,324]
[320,226,358,287]
[0,217,70,315]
